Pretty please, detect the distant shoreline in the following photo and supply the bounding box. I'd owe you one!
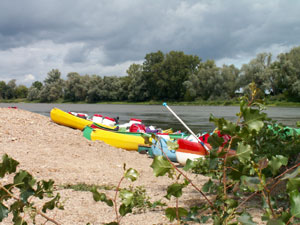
[1,98,300,107]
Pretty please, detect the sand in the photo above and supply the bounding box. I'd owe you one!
[0,107,266,225]
[0,107,213,225]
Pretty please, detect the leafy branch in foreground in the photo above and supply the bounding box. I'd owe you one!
[0,154,63,225]
[91,163,166,225]
[149,82,300,224]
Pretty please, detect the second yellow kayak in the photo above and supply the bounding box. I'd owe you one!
[84,126,148,151]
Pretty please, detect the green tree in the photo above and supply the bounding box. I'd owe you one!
[4,79,17,99]
[118,76,130,101]
[15,85,28,98]
[126,63,149,101]
[0,81,6,99]
[197,60,220,100]
[86,75,104,103]
[219,64,240,98]
[159,51,200,100]
[238,53,272,94]
[101,76,123,101]
[31,81,43,90]
[279,46,300,100]
[27,87,40,101]
[183,74,199,101]
[39,69,64,102]
[287,46,300,74]
[267,55,293,96]
[142,50,200,100]
[266,46,300,100]
[27,81,43,101]
[64,72,89,102]
[142,51,164,100]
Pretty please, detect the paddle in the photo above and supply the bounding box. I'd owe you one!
[162,102,210,151]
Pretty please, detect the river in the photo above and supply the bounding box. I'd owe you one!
[1,103,299,133]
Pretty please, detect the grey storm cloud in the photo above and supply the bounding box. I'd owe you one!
[0,0,300,85]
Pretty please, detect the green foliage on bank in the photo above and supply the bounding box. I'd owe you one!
[1,46,300,104]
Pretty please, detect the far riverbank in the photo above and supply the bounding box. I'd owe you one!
[1,98,300,107]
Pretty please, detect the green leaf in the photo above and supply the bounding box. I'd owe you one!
[9,200,25,212]
[165,183,185,200]
[242,107,266,132]
[41,179,55,191]
[104,222,118,225]
[12,214,27,225]
[14,170,36,188]
[207,133,224,148]
[209,115,238,136]
[209,158,219,170]
[200,215,210,223]
[0,154,19,178]
[141,133,152,145]
[248,120,264,132]
[120,190,134,207]
[202,179,213,193]
[20,188,35,203]
[165,207,188,222]
[225,198,238,208]
[287,177,300,193]
[241,176,263,192]
[237,212,256,225]
[236,143,252,163]
[35,179,55,199]
[0,184,13,201]
[150,156,172,177]
[42,193,60,213]
[269,155,288,175]
[119,203,132,216]
[266,219,285,225]
[183,159,196,171]
[91,187,113,207]
[124,168,139,182]
[290,190,300,218]
[0,203,9,222]
[222,121,238,134]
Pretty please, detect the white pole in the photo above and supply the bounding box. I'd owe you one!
[163,102,210,151]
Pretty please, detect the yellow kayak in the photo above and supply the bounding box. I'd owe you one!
[85,126,148,151]
[50,108,117,131]
[50,108,93,130]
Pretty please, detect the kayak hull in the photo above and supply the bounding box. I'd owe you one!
[176,148,205,166]
[50,108,93,130]
[83,125,147,151]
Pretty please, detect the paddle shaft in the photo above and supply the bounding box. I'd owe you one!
[163,103,210,151]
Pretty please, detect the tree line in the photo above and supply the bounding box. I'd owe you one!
[1,46,300,103]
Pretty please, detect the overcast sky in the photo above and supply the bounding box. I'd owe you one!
[1,0,300,86]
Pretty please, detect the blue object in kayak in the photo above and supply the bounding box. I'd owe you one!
[149,138,177,162]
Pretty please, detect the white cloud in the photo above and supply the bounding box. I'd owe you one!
[216,43,295,68]
[24,74,35,82]
[0,39,143,86]
[0,0,300,86]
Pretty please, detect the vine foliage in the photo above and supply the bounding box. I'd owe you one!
[150,82,300,224]
[0,154,63,224]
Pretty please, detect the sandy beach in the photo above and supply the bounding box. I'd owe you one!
[0,107,212,225]
[0,107,267,225]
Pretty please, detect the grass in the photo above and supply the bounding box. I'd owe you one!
[59,183,115,192]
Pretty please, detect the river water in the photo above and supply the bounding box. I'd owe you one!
[1,103,299,133]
